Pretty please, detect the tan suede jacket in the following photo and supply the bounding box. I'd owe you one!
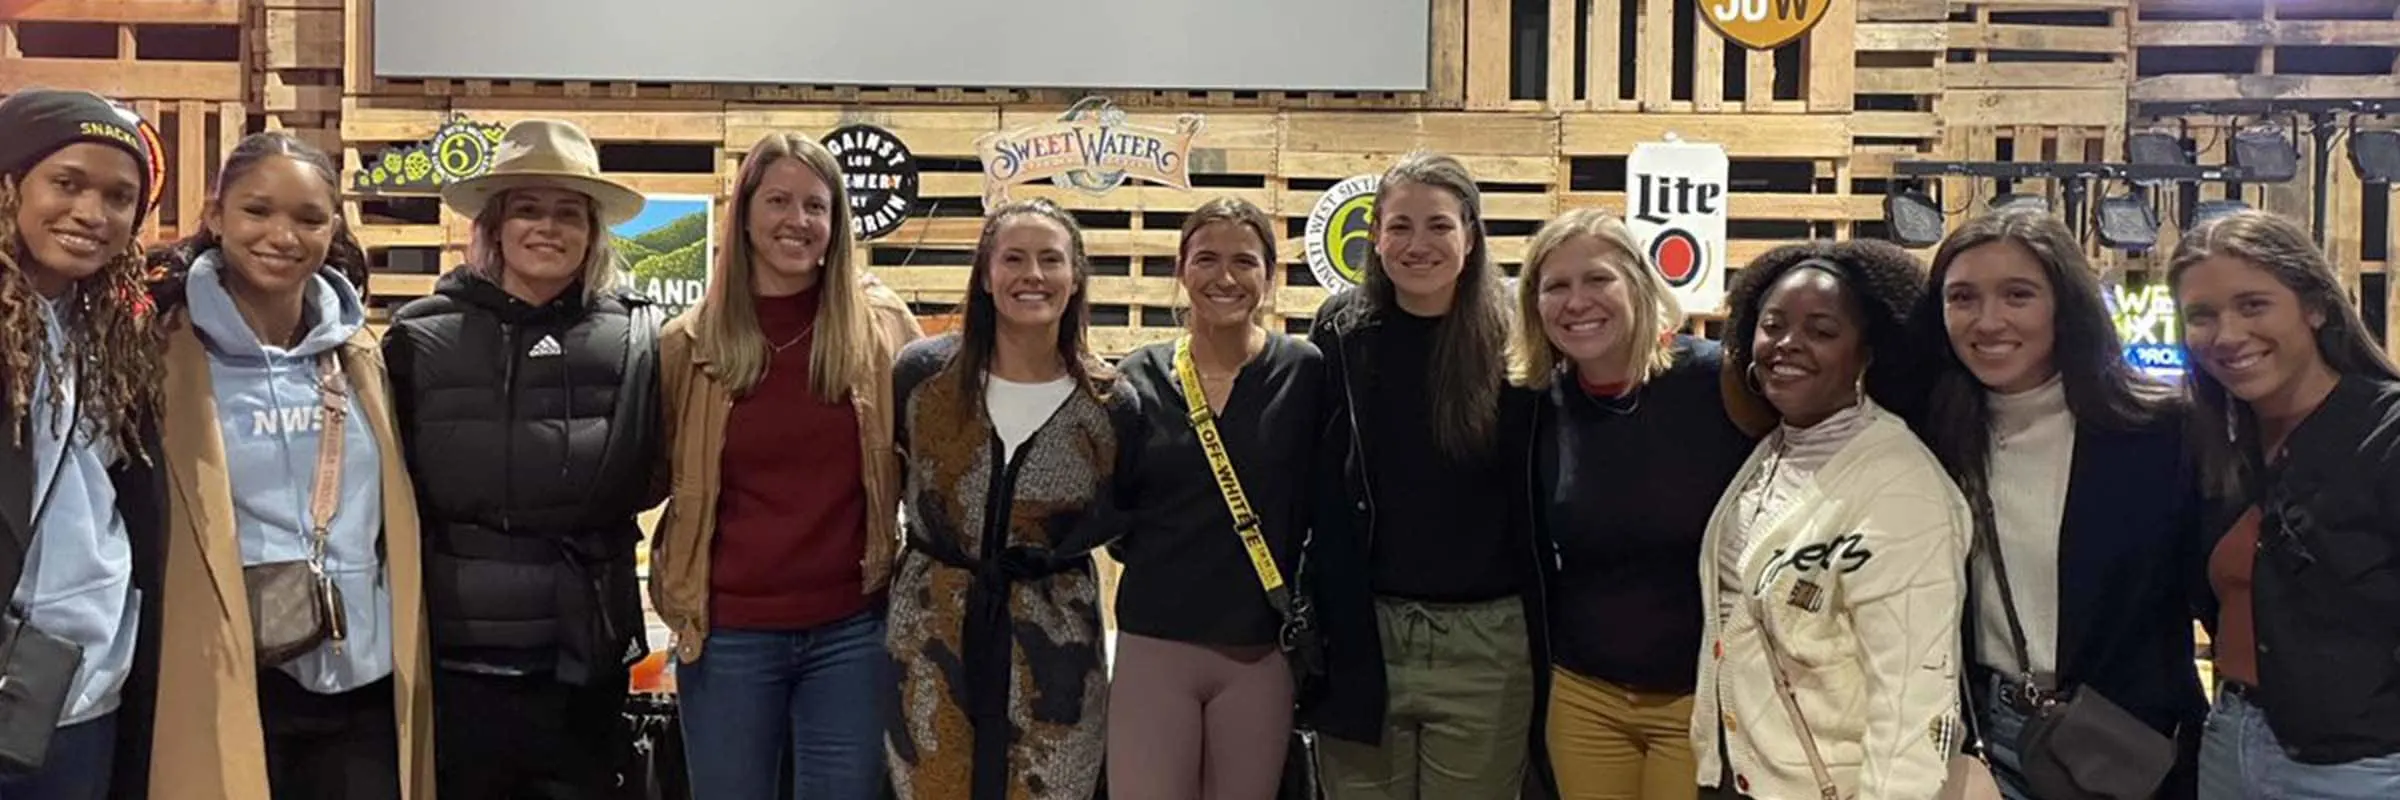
[649,278,924,662]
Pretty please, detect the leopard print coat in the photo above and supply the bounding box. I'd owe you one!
[883,334,1141,800]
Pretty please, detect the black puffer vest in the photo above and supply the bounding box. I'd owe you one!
[383,268,662,685]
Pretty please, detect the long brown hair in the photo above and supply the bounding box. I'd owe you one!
[1342,151,1510,460]
[2168,209,2400,501]
[953,198,1115,417]
[694,132,877,401]
[0,175,162,456]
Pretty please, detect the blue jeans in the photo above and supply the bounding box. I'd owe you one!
[678,609,891,800]
[2199,687,2400,799]
[0,713,116,800]
[1970,675,2037,800]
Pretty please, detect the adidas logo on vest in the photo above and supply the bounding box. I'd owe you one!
[529,334,563,358]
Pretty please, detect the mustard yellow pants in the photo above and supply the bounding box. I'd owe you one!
[1545,667,1699,800]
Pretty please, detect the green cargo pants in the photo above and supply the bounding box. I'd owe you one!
[1317,595,1535,800]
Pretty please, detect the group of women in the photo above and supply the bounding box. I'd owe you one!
[2,82,2396,800]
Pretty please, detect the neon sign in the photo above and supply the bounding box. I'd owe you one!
[2106,282,2185,379]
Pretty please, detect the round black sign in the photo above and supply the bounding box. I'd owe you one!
[822,124,919,242]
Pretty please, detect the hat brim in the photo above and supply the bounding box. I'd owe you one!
[441,171,647,228]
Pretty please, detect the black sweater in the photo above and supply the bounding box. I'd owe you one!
[1361,307,1521,601]
[1113,334,1323,647]
[1534,337,1756,693]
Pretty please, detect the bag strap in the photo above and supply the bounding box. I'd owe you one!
[1969,491,2045,701]
[1172,336,1295,621]
[1745,596,1841,800]
[307,352,349,576]
[5,382,84,616]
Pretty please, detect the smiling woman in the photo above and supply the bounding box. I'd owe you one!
[1509,208,1755,800]
[1695,239,1975,800]
[884,199,1142,800]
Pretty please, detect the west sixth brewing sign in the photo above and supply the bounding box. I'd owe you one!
[1626,138,1731,314]
[1701,0,1832,51]
[974,97,1204,206]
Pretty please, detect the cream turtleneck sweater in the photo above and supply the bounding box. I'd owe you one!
[1975,374,2074,679]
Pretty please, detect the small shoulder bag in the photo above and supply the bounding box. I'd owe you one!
[246,351,350,667]
[1969,498,2174,800]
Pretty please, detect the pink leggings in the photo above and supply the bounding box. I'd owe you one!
[1106,633,1296,800]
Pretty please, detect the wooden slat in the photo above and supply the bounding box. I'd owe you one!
[1744,46,1774,113]
[0,57,242,100]
[1808,0,1858,112]
[1561,113,1852,157]
[1430,0,1469,107]
[1860,0,1950,21]
[7,0,239,24]
[1463,0,1512,109]
[1640,0,1674,110]
[1588,0,1623,110]
[262,8,340,70]
[1546,0,1575,108]
[1943,61,2129,89]
[1941,88,2128,127]
[1694,5,1725,112]
[1951,23,2128,54]
[175,98,206,237]
[1858,22,1947,52]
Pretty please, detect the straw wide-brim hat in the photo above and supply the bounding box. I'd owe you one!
[441,119,645,227]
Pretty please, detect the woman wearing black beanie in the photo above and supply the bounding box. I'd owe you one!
[0,87,172,800]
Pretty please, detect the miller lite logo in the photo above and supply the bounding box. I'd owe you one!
[1626,139,1730,314]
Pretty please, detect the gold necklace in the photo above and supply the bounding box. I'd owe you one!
[772,323,815,353]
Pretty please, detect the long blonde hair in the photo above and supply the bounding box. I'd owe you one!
[467,188,626,304]
[1511,208,1684,390]
[694,132,876,401]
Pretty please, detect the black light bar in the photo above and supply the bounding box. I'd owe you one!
[1890,160,2254,183]
[2133,98,2391,118]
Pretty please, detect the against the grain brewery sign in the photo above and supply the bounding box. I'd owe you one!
[975,96,1204,205]
[1702,0,1831,50]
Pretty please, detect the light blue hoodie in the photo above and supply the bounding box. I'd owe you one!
[188,250,392,693]
[9,296,138,727]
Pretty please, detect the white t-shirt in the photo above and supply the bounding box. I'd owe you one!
[986,374,1076,463]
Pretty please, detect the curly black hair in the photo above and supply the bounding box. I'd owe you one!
[1722,238,1930,418]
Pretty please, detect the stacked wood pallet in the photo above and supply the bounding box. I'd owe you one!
[250,0,341,153]
[2129,0,2399,351]
[2,0,248,243]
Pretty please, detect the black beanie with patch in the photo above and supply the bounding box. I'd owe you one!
[0,88,162,225]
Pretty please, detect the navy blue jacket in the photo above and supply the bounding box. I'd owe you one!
[1963,411,2209,796]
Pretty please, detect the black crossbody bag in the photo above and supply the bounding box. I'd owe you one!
[0,392,88,775]
[1971,497,2175,800]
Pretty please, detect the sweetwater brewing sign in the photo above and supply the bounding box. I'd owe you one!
[1701,0,1832,50]
[974,97,1205,206]
[1626,137,1731,314]
[822,124,919,241]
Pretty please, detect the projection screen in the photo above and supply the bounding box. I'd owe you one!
[372,0,1434,92]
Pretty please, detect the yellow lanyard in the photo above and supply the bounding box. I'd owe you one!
[1173,335,1286,594]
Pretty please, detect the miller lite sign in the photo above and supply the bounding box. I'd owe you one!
[1627,138,1731,314]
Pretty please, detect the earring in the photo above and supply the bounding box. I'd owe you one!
[1744,361,1766,396]
[1854,370,1869,412]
